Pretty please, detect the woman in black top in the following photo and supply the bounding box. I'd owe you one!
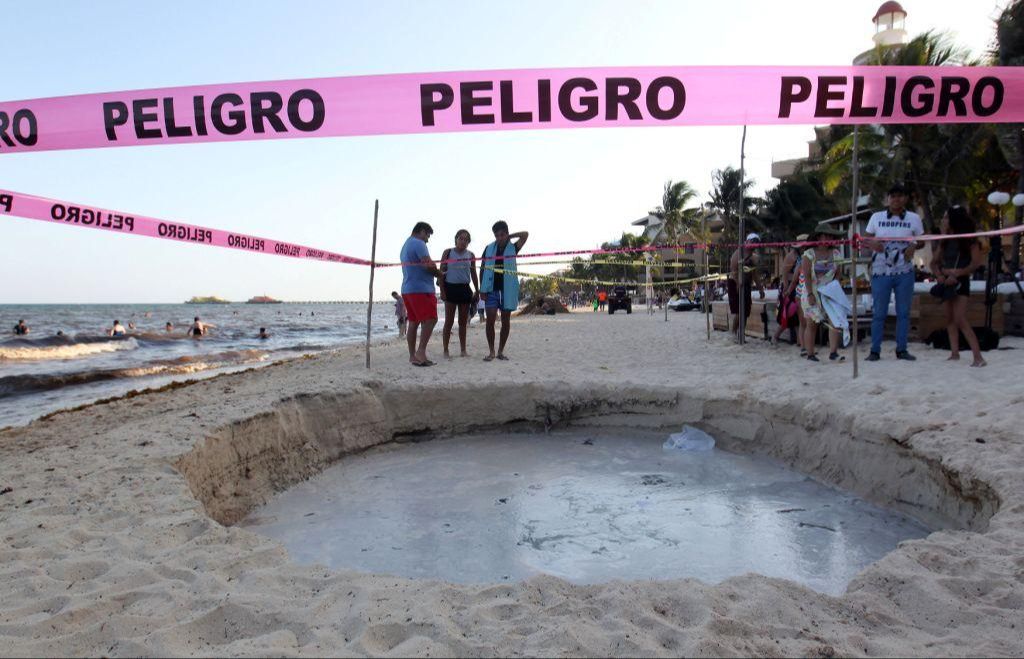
[930,206,986,367]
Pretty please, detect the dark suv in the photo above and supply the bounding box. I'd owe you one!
[608,285,632,314]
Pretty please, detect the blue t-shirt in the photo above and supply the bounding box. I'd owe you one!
[400,236,435,295]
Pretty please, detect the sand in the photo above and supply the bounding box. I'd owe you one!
[1,309,1023,657]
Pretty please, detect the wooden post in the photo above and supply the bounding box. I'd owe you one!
[703,209,711,341]
[737,125,748,345]
[365,200,379,369]
[850,127,861,379]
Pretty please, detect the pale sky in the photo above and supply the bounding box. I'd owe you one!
[0,0,1001,303]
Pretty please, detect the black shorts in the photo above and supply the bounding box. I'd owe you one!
[955,276,970,297]
[443,282,474,305]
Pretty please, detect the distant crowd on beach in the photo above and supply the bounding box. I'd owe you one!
[395,220,529,366]
[730,182,1002,368]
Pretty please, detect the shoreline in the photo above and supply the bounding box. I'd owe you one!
[1,312,1022,656]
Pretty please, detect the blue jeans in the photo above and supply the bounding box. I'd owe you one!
[870,271,915,353]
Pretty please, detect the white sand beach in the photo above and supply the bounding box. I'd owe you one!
[1,310,1023,657]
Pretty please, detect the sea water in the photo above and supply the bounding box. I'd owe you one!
[0,302,398,427]
[243,431,932,596]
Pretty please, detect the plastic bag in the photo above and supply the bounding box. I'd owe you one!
[663,425,715,451]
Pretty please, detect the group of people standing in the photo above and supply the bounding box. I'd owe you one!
[396,220,529,366]
[735,183,989,367]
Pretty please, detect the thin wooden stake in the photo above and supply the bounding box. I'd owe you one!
[703,209,711,341]
[850,127,861,379]
[365,200,379,369]
[737,125,748,345]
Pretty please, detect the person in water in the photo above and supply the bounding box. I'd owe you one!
[258,327,271,339]
[439,229,480,359]
[479,220,528,362]
[188,317,209,338]
[12,319,29,335]
[165,321,174,332]
[109,320,127,337]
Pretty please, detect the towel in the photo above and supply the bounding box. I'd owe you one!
[817,280,852,347]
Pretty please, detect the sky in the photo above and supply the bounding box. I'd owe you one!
[0,0,1002,303]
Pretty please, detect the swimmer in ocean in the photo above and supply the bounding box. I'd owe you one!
[12,319,29,335]
[165,321,174,332]
[109,320,127,337]
[258,327,271,339]
[188,317,211,338]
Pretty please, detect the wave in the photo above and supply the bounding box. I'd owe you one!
[0,348,270,397]
[0,337,140,362]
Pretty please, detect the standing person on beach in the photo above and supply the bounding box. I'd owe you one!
[728,233,766,341]
[439,229,479,359]
[930,206,987,367]
[598,289,607,311]
[12,319,30,335]
[391,291,408,339]
[772,236,807,349]
[864,183,924,362]
[401,222,443,367]
[480,221,528,362]
[800,225,846,362]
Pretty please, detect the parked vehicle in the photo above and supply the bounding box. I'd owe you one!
[608,285,633,314]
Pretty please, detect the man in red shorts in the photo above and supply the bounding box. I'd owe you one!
[401,222,443,366]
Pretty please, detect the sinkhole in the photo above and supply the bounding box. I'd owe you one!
[240,428,932,596]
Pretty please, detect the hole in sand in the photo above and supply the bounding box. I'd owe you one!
[240,429,931,595]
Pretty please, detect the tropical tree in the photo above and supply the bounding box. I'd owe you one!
[995,0,1024,270]
[709,166,756,240]
[819,31,996,230]
[758,172,841,241]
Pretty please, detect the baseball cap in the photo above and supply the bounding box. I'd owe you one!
[745,233,761,242]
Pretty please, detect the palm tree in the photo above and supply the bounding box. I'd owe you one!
[820,31,990,230]
[709,166,756,240]
[759,172,841,241]
[995,0,1024,271]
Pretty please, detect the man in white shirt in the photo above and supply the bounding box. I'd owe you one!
[863,183,924,361]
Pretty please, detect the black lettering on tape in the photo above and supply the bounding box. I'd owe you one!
[211,94,247,135]
[288,89,325,132]
[0,194,12,213]
[500,81,533,123]
[164,98,193,138]
[124,216,134,231]
[537,80,552,122]
[0,112,13,147]
[103,102,129,141]
[558,78,599,122]
[815,76,847,118]
[849,77,878,118]
[132,98,162,139]
[51,204,66,221]
[252,92,287,134]
[420,83,454,127]
[11,110,38,146]
[646,77,686,120]
[779,77,812,118]
[606,78,643,121]
[901,76,935,118]
[193,96,209,136]
[460,81,495,125]
[973,77,1004,117]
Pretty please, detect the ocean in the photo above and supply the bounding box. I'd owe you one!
[0,302,400,428]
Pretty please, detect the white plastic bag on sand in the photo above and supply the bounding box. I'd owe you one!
[663,425,716,451]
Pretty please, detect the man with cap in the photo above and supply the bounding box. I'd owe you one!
[863,183,924,361]
[728,233,766,340]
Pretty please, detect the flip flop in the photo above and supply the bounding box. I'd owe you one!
[412,361,430,367]
[497,355,510,361]
[483,355,495,362]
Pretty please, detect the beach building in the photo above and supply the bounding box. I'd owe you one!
[631,208,725,286]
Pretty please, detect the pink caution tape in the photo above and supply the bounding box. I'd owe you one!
[0,189,372,266]
[0,66,1021,154]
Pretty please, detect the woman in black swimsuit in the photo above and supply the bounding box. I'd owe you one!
[930,206,986,367]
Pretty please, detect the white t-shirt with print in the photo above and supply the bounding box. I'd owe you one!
[865,209,924,277]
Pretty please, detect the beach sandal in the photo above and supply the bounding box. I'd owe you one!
[483,355,495,362]
[829,352,846,362]
[806,354,820,362]
[412,361,431,367]
[497,355,510,361]
[971,359,987,368]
